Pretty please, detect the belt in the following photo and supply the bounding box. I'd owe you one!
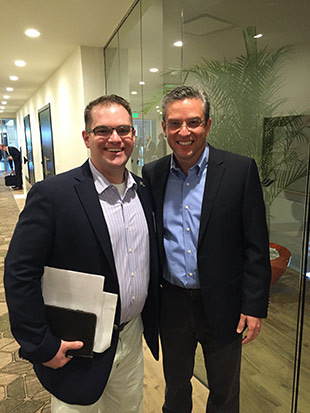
[118,321,129,332]
[162,280,201,298]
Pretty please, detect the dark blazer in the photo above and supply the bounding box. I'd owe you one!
[142,145,271,345]
[4,161,159,405]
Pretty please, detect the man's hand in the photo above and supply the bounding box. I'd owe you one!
[236,313,262,345]
[43,340,84,369]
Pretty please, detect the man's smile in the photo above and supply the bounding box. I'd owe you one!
[178,140,193,146]
[105,148,123,152]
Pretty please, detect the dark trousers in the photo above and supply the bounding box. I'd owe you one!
[160,282,242,413]
[14,160,22,187]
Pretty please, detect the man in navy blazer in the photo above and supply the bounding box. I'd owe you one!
[4,95,159,412]
[142,86,271,413]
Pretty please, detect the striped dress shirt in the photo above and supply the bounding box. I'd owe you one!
[89,160,150,324]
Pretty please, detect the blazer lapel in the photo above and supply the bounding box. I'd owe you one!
[74,162,117,276]
[198,146,224,248]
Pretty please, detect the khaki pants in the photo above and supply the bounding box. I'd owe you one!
[51,315,144,413]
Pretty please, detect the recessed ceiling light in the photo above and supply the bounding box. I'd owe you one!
[0,110,4,113]
[1,101,7,105]
[9,76,19,81]
[139,81,145,85]
[149,68,159,73]
[6,87,14,92]
[0,106,5,110]
[131,91,138,95]
[25,28,41,38]
[3,95,10,99]
[253,33,263,38]
[15,60,26,67]
[173,41,183,47]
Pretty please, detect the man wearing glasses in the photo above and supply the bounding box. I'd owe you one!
[142,86,271,412]
[4,95,159,412]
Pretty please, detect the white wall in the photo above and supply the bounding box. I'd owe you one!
[16,45,105,183]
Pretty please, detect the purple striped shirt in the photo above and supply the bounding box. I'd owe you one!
[89,160,150,324]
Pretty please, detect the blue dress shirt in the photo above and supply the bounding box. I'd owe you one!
[163,145,209,288]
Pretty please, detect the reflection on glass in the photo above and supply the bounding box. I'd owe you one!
[104,0,310,410]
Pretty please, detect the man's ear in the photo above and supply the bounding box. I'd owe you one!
[82,130,90,148]
[205,118,212,136]
[162,120,167,137]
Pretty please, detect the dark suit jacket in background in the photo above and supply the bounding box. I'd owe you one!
[4,161,159,405]
[143,145,271,346]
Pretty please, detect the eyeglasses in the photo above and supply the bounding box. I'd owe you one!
[87,125,134,139]
[167,118,204,132]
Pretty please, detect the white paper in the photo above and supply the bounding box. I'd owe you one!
[42,267,118,353]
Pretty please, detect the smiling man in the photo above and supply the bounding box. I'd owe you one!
[4,95,159,412]
[142,86,271,413]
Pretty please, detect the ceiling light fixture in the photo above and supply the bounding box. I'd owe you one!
[173,41,183,47]
[253,33,263,38]
[9,76,19,81]
[0,106,5,110]
[25,28,41,38]
[131,91,138,95]
[1,101,7,105]
[3,95,10,99]
[139,81,145,85]
[15,60,26,67]
[6,87,14,92]
[149,68,159,73]
[0,110,4,113]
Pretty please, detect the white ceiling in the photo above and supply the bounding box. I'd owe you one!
[0,0,134,116]
[1,0,309,118]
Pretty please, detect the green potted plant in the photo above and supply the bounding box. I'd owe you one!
[164,26,309,208]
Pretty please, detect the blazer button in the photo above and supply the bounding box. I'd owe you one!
[113,324,118,331]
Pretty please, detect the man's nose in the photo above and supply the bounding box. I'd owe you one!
[179,123,191,135]
[108,129,122,141]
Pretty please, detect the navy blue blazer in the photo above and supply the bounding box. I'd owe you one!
[4,161,159,405]
[143,145,271,345]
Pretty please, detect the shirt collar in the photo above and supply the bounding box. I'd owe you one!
[88,159,137,195]
[169,144,209,177]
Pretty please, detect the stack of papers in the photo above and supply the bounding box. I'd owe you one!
[42,267,118,353]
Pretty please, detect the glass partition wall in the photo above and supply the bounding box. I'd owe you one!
[105,1,310,411]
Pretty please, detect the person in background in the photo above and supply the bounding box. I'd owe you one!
[144,134,156,163]
[0,143,23,189]
[4,94,159,413]
[143,86,271,413]
[156,132,167,159]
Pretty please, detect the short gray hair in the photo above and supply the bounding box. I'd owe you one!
[162,86,210,123]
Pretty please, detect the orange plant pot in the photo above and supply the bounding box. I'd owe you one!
[270,242,291,287]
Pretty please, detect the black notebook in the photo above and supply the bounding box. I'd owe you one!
[45,305,97,358]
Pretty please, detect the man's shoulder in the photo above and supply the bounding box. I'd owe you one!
[32,162,89,191]
[143,155,170,174]
[210,145,254,166]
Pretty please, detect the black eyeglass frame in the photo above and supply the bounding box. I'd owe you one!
[87,125,135,138]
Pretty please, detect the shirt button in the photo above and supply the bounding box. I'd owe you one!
[132,296,136,301]
[186,182,190,186]
[129,248,132,253]
[189,273,193,277]
[131,272,135,277]
[188,250,191,254]
[186,227,190,232]
[185,205,189,209]
[127,225,130,230]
